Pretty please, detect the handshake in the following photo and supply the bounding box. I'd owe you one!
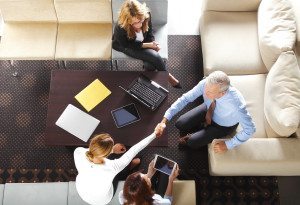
[154,122,167,137]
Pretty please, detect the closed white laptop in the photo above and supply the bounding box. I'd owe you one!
[55,104,100,142]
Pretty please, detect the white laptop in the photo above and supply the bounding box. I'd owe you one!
[55,104,100,142]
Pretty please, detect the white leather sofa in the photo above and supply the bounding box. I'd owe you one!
[0,180,196,205]
[54,0,112,60]
[0,0,58,60]
[0,0,112,60]
[200,0,300,176]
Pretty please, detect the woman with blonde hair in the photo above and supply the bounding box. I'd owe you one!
[112,0,181,88]
[74,125,163,205]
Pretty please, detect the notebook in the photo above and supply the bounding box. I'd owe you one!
[119,75,168,111]
[75,79,111,112]
[55,104,100,142]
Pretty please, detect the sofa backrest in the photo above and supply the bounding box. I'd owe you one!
[202,0,261,12]
[54,0,112,23]
[3,182,69,205]
[0,0,57,22]
[112,0,168,25]
[289,0,300,44]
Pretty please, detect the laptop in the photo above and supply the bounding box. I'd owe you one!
[55,104,100,142]
[119,75,169,111]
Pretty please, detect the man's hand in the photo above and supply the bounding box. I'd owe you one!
[146,160,156,178]
[213,140,228,154]
[112,143,126,154]
[154,122,166,137]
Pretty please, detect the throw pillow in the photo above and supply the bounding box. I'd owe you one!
[258,0,296,70]
[264,51,300,137]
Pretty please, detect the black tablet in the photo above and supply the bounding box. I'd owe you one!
[111,103,140,128]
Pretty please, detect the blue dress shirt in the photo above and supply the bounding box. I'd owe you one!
[164,79,256,149]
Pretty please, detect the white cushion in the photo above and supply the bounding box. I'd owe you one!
[264,51,300,136]
[55,23,112,60]
[208,138,300,176]
[258,0,297,70]
[202,0,261,12]
[229,74,267,138]
[201,11,267,76]
[4,182,68,205]
[289,0,300,44]
[0,0,57,22]
[173,181,196,205]
[54,0,112,23]
[0,22,57,60]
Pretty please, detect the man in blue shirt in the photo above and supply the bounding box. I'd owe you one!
[156,71,256,153]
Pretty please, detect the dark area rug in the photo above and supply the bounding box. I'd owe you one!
[0,35,279,204]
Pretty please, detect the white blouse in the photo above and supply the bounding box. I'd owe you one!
[135,30,144,42]
[119,190,172,205]
[74,133,156,205]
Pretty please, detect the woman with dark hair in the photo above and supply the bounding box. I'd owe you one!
[119,160,180,205]
[112,0,181,88]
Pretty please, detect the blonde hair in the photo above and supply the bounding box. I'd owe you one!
[118,0,150,39]
[86,133,114,164]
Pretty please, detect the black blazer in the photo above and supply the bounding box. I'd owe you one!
[112,14,155,52]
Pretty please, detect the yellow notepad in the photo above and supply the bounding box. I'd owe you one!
[75,79,111,112]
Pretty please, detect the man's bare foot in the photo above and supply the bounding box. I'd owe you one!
[178,135,190,145]
[168,73,181,88]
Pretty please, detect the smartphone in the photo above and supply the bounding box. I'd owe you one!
[153,155,177,175]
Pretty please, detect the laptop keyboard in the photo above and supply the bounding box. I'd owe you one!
[130,82,162,106]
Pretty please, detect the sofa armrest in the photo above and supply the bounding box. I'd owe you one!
[208,138,300,176]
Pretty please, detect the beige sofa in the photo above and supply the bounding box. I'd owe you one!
[0,0,112,60]
[0,180,196,205]
[200,0,300,176]
[0,0,57,60]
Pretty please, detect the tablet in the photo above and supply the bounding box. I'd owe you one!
[154,155,177,175]
[111,103,140,128]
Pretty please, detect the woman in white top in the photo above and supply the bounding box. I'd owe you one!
[119,160,180,205]
[74,125,162,205]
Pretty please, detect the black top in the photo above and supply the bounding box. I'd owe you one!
[112,14,155,52]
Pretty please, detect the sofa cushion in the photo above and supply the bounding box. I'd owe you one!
[208,138,300,176]
[54,0,112,23]
[201,11,267,76]
[258,0,297,70]
[264,51,300,137]
[3,182,68,205]
[0,22,57,60]
[68,182,90,205]
[55,23,112,60]
[0,184,4,205]
[229,74,267,138]
[0,0,57,22]
[202,0,261,12]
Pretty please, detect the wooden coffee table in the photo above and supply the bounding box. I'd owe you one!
[45,70,168,146]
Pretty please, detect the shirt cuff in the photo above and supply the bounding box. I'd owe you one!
[225,140,234,150]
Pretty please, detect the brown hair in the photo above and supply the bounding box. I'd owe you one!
[118,0,150,39]
[123,172,154,205]
[86,133,114,164]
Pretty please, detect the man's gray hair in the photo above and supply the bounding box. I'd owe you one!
[206,71,230,92]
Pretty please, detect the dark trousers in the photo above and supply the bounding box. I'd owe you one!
[123,48,166,71]
[175,103,238,149]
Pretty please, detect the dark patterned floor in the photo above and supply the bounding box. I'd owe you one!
[0,36,279,204]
